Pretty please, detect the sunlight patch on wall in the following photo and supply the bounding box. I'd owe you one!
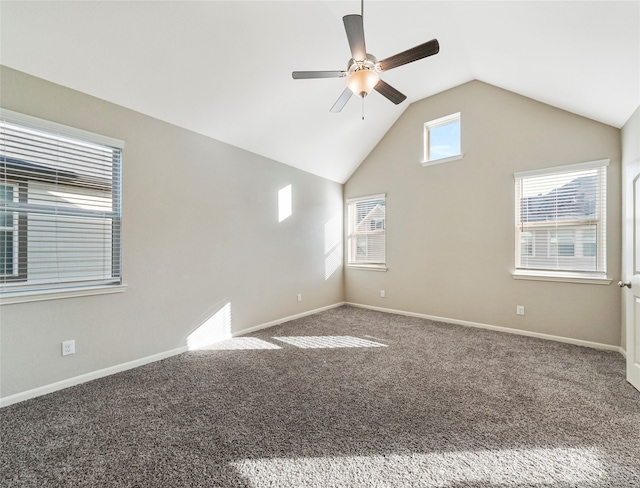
[324,247,342,281]
[230,447,606,487]
[187,302,232,350]
[324,212,342,280]
[272,336,386,349]
[278,184,292,222]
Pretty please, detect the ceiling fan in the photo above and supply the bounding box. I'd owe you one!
[292,2,439,113]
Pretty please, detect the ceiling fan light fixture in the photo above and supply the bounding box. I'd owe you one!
[292,7,439,113]
[347,69,379,97]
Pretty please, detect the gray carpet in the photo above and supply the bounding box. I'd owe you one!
[1,305,639,487]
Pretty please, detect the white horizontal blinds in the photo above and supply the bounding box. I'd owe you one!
[515,161,607,274]
[0,114,122,292]
[348,194,385,265]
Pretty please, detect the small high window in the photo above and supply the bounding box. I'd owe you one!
[423,112,462,166]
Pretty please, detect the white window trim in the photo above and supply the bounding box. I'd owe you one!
[421,153,464,167]
[346,264,388,271]
[512,270,611,285]
[346,193,387,270]
[514,159,609,179]
[513,159,609,284]
[422,112,462,165]
[0,109,124,150]
[0,284,128,305]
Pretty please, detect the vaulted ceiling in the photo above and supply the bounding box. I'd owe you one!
[1,1,638,183]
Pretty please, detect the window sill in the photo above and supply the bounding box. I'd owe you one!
[0,284,127,305]
[512,270,611,285]
[347,264,388,272]
[421,153,464,167]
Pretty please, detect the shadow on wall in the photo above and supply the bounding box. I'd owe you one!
[185,201,342,351]
[186,301,233,350]
[278,183,341,280]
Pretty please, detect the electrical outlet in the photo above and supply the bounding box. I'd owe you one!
[62,340,75,356]
[297,293,302,302]
[516,305,525,316]
[380,290,386,298]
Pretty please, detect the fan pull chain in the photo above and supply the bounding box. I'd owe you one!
[362,94,365,120]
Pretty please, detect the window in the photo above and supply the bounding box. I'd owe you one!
[583,228,597,257]
[514,159,608,281]
[347,194,386,269]
[423,112,461,165]
[520,231,534,257]
[0,110,123,296]
[0,182,19,277]
[550,229,575,257]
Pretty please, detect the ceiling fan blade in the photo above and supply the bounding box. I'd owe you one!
[292,71,346,79]
[330,87,353,113]
[343,14,366,61]
[374,79,407,105]
[378,39,440,71]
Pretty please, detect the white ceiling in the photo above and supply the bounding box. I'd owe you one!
[1,1,638,183]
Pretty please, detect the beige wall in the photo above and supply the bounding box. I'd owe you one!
[0,70,628,402]
[345,80,622,346]
[0,67,344,399]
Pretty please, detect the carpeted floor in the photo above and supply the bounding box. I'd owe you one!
[1,305,639,487]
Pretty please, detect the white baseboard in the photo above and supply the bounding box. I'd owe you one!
[233,302,346,337]
[0,301,346,408]
[0,346,188,408]
[346,302,626,355]
[2,300,622,408]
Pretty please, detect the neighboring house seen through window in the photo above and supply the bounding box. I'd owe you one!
[347,194,386,269]
[0,111,123,296]
[0,181,19,277]
[514,159,608,281]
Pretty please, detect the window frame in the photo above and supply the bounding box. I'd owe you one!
[346,193,387,271]
[0,109,127,304]
[513,159,611,285]
[0,179,27,282]
[422,112,463,166]
[1,181,19,278]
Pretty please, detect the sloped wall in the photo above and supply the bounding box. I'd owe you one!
[345,80,622,346]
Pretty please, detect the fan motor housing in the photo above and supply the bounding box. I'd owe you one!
[347,54,379,75]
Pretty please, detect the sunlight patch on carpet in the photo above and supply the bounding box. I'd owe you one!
[272,336,387,349]
[230,447,607,487]
[195,337,281,350]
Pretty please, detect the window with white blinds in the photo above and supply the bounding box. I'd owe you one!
[514,159,608,277]
[0,110,123,294]
[347,194,386,267]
